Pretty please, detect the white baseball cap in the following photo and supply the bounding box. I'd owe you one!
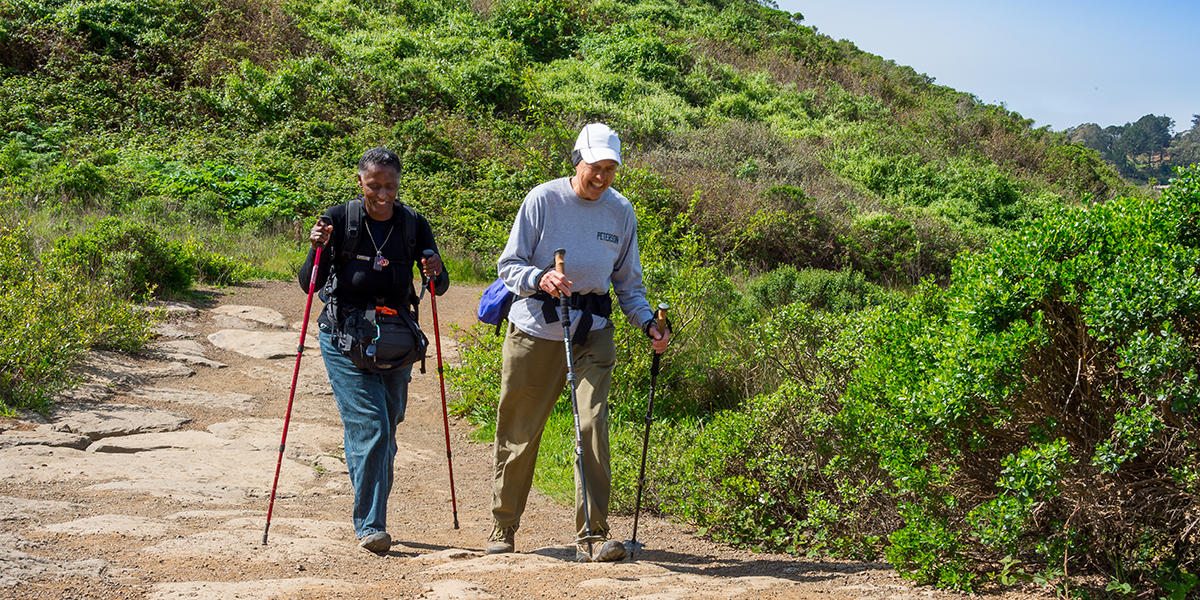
[573,123,622,165]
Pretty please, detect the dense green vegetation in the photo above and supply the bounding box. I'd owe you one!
[1068,113,1200,184]
[4,0,1194,594]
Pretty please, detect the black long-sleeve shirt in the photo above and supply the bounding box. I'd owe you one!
[298,200,449,329]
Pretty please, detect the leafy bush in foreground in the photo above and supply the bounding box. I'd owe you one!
[667,167,1200,592]
[0,208,152,413]
[857,166,1200,590]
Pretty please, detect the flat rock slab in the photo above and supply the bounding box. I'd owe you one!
[207,329,316,360]
[148,578,365,600]
[42,514,170,537]
[125,387,255,411]
[0,497,77,522]
[49,403,191,440]
[86,430,252,454]
[167,354,227,369]
[53,382,114,404]
[419,551,569,576]
[152,322,194,339]
[80,350,193,381]
[0,428,91,450]
[419,579,496,600]
[578,571,796,598]
[0,534,108,588]
[140,301,199,316]
[206,419,345,460]
[0,445,316,504]
[212,305,287,329]
[149,340,227,369]
[146,518,351,564]
[313,454,348,475]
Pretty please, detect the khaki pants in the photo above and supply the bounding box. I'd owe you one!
[491,322,616,540]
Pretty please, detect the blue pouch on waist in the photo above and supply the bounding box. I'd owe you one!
[477,278,515,333]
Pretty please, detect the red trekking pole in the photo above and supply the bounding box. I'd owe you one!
[423,249,460,529]
[262,235,324,545]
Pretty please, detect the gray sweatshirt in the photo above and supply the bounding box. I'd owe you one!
[498,177,653,341]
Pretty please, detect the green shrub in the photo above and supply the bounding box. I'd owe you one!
[45,217,194,298]
[580,25,694,97]
[51,0,204,62]
[206,57,352,125]
[0,209,152,413]
[149,160,317,230]
[747,265,890,315]
[490,0,587,62]
[842,211,919,285]
[839,165,1200,589]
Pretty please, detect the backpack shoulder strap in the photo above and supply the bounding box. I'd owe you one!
[403,203,420,310]
[400,203,418,258]
[341,199,363,265]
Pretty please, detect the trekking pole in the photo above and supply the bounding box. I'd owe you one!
[555,248,602,559]
[263,234,324,545]
[625,303,669,558]
[423,249,460,530]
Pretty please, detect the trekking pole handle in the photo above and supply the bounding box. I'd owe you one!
[553,248,567,299]
[651,303,669,371]
[422,248,435,277]
[655,303,669,332]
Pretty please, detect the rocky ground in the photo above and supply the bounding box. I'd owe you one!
[0,279,1050,599]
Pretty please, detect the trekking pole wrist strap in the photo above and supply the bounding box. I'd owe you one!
[643,316,672,338]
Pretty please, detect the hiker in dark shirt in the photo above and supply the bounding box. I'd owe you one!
[298,147,449,553]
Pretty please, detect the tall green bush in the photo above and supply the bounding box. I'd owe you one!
[0,208,152,413]
[846,166,1200,589]
[650,167,1200,593]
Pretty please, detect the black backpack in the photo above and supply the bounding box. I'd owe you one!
[325,199,428,374]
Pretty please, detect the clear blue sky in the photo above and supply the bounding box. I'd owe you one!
[773,0,1200,132]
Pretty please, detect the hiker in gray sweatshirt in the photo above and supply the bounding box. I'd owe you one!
[485,123,670,562]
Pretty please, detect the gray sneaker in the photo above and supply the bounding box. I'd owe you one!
[359,531,391,554]
[485,525,516,555]
[593,539,627,562]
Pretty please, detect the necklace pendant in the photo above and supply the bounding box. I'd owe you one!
[373,254,389,271]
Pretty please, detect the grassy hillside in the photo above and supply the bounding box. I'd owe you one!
[6,0,1196,595]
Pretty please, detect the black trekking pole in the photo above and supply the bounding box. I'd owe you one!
[423,249,460,529]
[625,303,669,558]
[263,237,324,545]
[555,249,602,560]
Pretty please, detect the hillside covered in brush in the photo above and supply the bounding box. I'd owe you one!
[5,0,1197,596]
[1,0,1130,280]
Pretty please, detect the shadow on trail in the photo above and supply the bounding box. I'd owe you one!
[399,540,467,554]
[630,547,887,583]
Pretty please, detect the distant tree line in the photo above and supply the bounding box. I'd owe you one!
[1068,113,1200,184]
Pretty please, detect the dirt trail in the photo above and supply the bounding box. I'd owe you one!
[0,279,1045,599]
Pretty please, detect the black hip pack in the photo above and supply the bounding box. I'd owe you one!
[336,304,428,374]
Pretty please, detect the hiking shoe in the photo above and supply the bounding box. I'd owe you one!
[359,531,391,554]
[485,525,516,555]
[594,540,627,562]
[575,541,594,562]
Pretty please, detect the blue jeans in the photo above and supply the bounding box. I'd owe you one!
[319,330,412,538]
